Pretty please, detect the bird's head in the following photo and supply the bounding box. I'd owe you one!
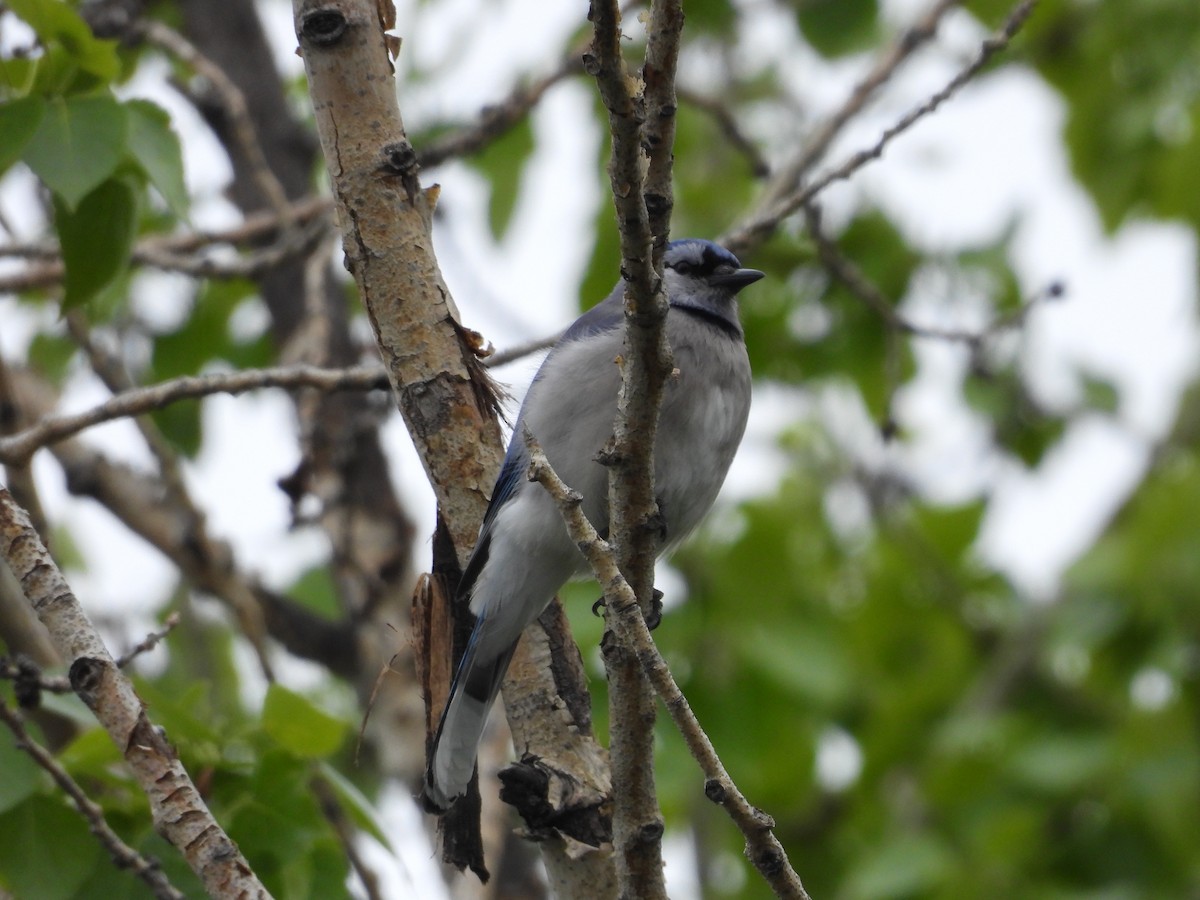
[663,239,764,333]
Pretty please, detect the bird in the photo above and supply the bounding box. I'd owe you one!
[423,238,763,811]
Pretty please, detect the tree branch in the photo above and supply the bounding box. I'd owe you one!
[586,0,685,893]
[0,364,387,466]
[0,333,568,468]
[138,19,291,219]
[292,0,608,886]
[0,488,271,899]
[724,0,1039,257]
[525,433,812,900]
[0,196,332,293]
[804,201,1062,435]
[755,0,961,217]
[418,57,584,168]
[0,698,187,900]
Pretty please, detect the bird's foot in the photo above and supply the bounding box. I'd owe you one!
[591,588,664,630]
[645,589,664,630]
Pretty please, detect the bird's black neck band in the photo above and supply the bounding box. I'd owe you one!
[673,303,743,340]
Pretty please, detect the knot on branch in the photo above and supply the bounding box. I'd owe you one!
[599,628,627,663]
[750,844,787,877]
[594,440,621,469]
[68,656,107,706]
[635,819,665,844]
[750,806,777,832]
[299,9,348,47]
[644,191,671,221]
[499,754,613,852]
[704,777,727,804]
[380,140,419,179]
[13,655,42,709]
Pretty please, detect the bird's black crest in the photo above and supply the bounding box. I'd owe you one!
[664,239,743,277]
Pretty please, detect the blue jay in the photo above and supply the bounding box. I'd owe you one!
[423,238,762,811]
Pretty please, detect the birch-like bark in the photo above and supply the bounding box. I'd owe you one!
[292,1,613,893]
[587,0,683,893]
[0,489,271,900]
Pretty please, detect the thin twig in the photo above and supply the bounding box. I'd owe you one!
[66,313,196,518]
[0,364,389,465]
[114,613,182,669]
[139,20,291,220]
[806,203,1059,346]
[1,616,180,699]
[0,196,333,293]
[419,57,583,168]
[0,194,329,260]
[804,202,1062,436]
[60,315,278,682]
[484,332,560,368]
[756,0,961,214]
[0,489,270,898]
[0,336,555,466]
[311,775,385,900]
[524,433,812,900]
[0,699,187,900]
[0,656,71,695]
[677,86,771,178]
[723,0,1039,256]
[642,0,683,257]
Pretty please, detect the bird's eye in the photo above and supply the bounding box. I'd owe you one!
[672,261,693,275]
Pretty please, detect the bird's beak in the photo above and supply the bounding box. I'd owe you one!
[710,268,765,291]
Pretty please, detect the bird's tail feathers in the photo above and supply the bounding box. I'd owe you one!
[422,626,516,812]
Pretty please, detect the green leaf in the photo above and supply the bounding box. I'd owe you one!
[469,116,535,240]
[27,331,77,384]
[911,501,986,562]
[0,795,102,900]
[316,762,392,849]
[55,176,138,310]
[1027,1,1200,231]
[5,0,120,80]
[56,726,124,781]
[1082,374,1120,414]
[797,0,880,58]
[287,566,341,620]
[24,94,127,209]
[262,684,348,759]
[0,96,44,172]
[150,400,203,458]
[0,718,47,813]
[845,833,955,899]
[737,623,853,706]
[150,278,258,380]
[126,99,189,216]
[684,0,737,33]
[1007,733,1113,794]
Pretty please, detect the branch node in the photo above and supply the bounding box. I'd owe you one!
[380,140,419,178]
[636,819,665,844]
[68,656,107,704]
[13,655,42,709]
[299,9,348,46]
[704,777,727,804]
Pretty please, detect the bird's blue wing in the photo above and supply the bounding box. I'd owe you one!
[458,285,624,600]
[557,287,624,344]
